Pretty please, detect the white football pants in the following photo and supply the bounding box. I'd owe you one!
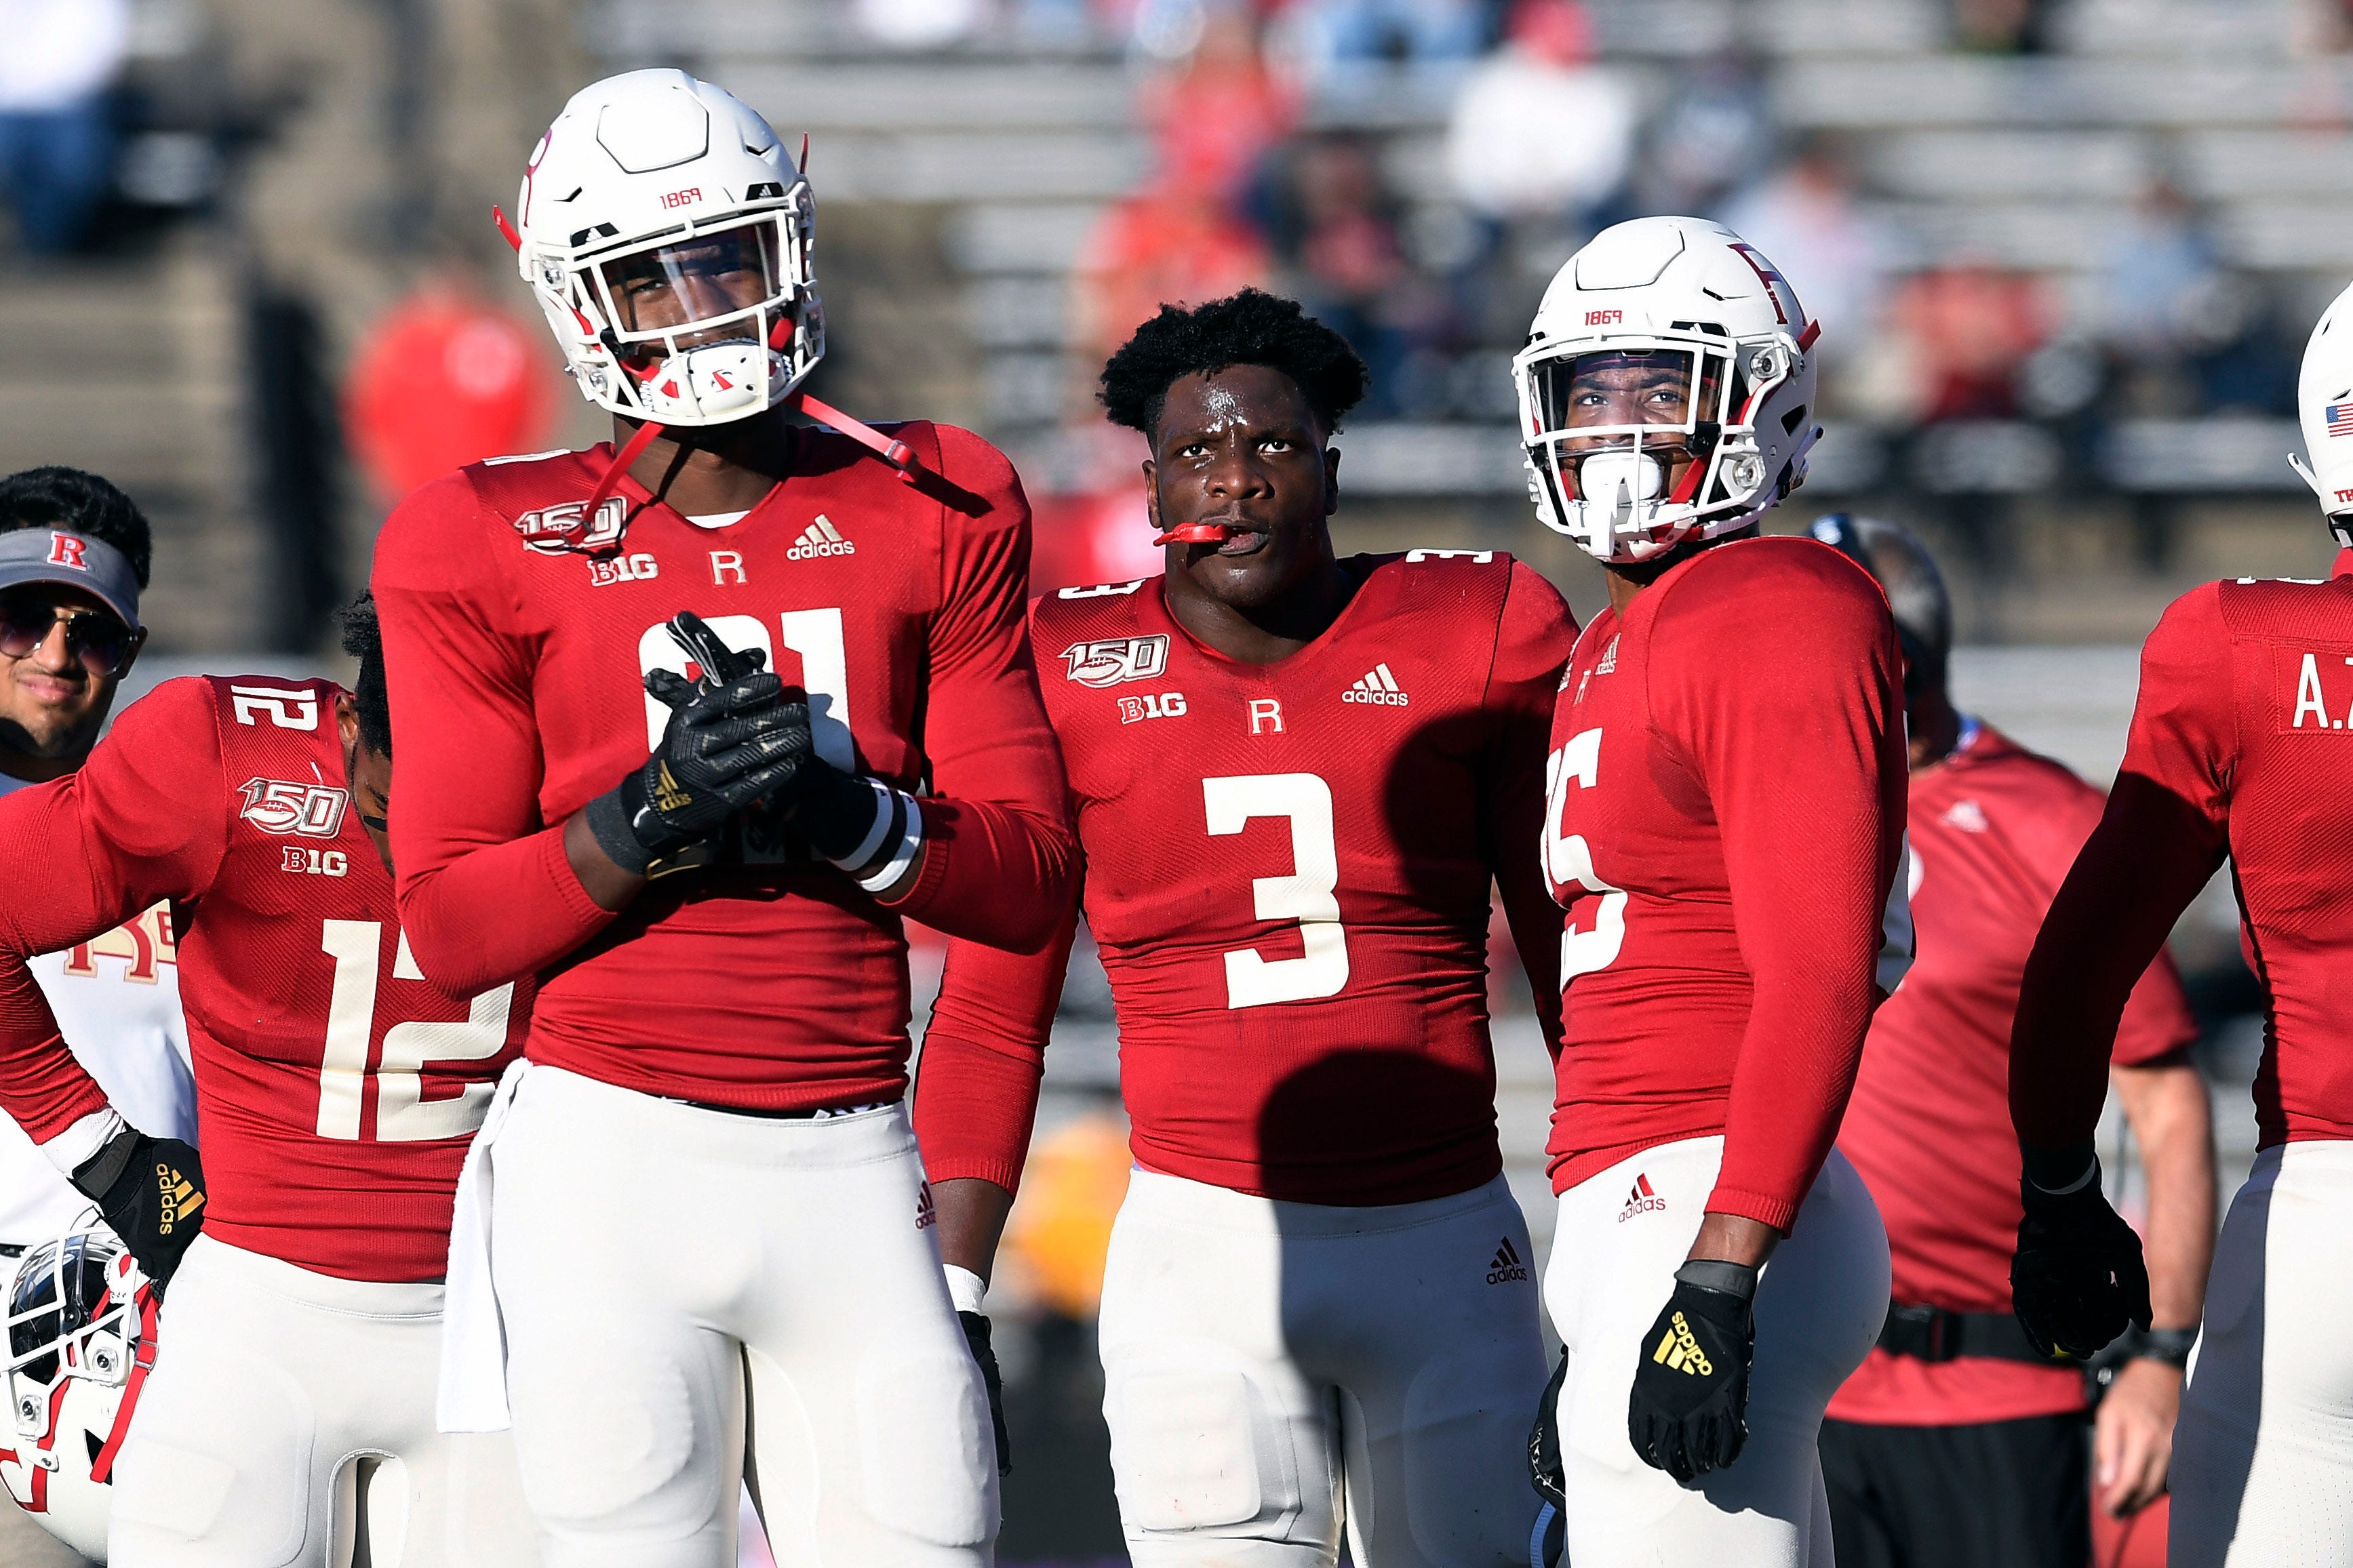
[1098,1168,1549,1567]
[487,1066,997,1568]
[106,1234,536,1567]
[1543,1138,1888,1568]
[2170,1140,2353,1566]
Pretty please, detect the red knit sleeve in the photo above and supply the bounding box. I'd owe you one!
[914,891,1081,1194]
[1484,559,1578,1053]
[885,426,1080,951]
[372,472,616,994]
[2012,586,2232,1146]
[1653,546,1907,1231]
[0,679,231,1142]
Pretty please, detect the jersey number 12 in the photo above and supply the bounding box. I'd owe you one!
[316,921,513,1142]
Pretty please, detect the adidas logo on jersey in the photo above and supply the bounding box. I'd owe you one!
[1596,635,1619,675]
[786,516,855,560]
[914,1182,937,1232]
[1486,1237,1528,1285]
[1343,663,1409,706]
[1651,1311,1713,1376]
[1942,799,1990,834]
[1618,1173,1664,1223]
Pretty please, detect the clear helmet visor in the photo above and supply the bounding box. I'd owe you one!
[593,218,791,358]
[1527,346,1728,506]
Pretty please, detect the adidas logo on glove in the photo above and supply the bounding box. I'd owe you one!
[787,516,856,560]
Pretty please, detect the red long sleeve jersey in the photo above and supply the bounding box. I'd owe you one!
[917,552,1578,1203]
[2014,565,2353,1150]
[1542,538,1907,1232]
[370,428,1076,1110]
[0,678,528,1282]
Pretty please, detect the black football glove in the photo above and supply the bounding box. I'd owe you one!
[2013,1144,2150,1363]
[1528,1344,1568,1507]
[1627,1260,1756,1483]
[583,613,814,876]
[959,1310,1012,1476]
[72,1129,206,1290]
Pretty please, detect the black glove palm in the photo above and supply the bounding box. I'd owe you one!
[1627,1263,1756,1483]
[585,614,815,876]
[959,1311,1012,1477]
[73,1130,206,1290]
[2013,1150,2150,1362]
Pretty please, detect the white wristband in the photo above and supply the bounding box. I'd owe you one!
[944,1263,987,1314]
[856,796,924,892]
[40,1106,125,1180]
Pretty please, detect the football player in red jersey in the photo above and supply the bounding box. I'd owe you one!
[2009,283,2353,1565]
[1808,515,2214,1568]
[1520,217,1908,1567]
[370,71,1074,1565]
[917,289,1579,1567]
[0,593,538,1564]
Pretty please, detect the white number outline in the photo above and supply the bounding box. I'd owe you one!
[1204,773,1350,1009]
[637,610,854,769]
[316,921,514,1142]
[1543,727,1627,981]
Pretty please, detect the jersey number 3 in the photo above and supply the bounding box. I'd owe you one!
[1204,773,1350,1009]
[317,921,513,1142]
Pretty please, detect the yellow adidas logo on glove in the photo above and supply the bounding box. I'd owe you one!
[1651,1310,1714,1376]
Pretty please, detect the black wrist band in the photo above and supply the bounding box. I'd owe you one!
[585,784,658,877]
[71,1127,138,1201]
[1676,1259,1760,1302]
[2127,1327,2198,1368]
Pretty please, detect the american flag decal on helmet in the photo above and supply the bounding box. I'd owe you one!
[2327,403,2353,437]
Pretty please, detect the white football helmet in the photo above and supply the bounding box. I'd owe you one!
[1514,216,1820,563]
[0,1224,157,1559]
[2290,276,2353,550]
[509,68,823,427]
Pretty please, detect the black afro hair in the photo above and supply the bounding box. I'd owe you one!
[336,592,393,761]
[1099,289,1369,441]
[0,467,153,588]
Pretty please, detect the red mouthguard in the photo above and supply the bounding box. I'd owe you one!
[1153,522,1238,546]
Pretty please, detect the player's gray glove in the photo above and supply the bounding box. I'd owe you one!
[583,612,813,877]
[2013,1143,2150,1362]
[71,1128,205,1291]
[959,1311,1012,1476]
[1627,1259,1756,1483]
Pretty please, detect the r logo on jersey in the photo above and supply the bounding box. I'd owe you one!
[1062,635,1170,687]
[513,497,628,555]
[239,778,349,838]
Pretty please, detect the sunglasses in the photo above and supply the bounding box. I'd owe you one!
[0,592,141,679]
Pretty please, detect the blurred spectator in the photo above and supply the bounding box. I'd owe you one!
[1722,132,1892,399]
[1636,47,1772,218]
[341,274,558,504]
[1137,0,1299,204]
[1444,0,1634,227]
[995,1112,1132,1321]
[1276,0,1489,83]
[1072,182,1272,380]
[1886,266,2053,422]
[855,0,985,48]
[2097,174,2293,418]
[1255,133,1447,413]
[1946,0,2056,53]
[0,0,131,256]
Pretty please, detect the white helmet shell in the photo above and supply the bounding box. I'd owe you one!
[515,68,823,426]
[1514,216,1820,563]
[2291,276,2353,550]
[0,1225,157,1559]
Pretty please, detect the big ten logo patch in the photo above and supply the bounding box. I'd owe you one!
[1062,635,1170,687]
[1118,691,1187,723]
[239,778,349,838]
[282,846,350,877]
[634,610,855,768]
[2279,644,2353,733]
[588,552,659,587]
[59,904,176,984]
